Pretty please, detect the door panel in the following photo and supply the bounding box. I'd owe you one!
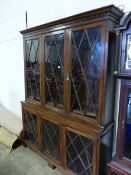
[25,38,40,102]
[65,127,97,175]
[44,32,64,109]
[23,110,38,146]
[70,26,102,119]
[42,119,61,161]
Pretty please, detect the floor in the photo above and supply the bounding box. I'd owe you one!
[0,143,62,175]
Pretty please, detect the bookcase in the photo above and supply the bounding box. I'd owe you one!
[20,5,123,175]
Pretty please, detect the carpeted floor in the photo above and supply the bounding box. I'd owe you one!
[0,143,62,175]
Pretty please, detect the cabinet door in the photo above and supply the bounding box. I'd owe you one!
[25,37,40,102]
[65,127,98,175]
[70,24,102,120]
[42,119,61,163]
[117,80,131,166]
[43,31,64,109]
[23,109,39,147]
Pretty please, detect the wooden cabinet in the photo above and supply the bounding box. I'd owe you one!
[108,13,131,175]
[20,5,123,175]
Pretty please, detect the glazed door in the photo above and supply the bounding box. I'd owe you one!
[117,80,131,166]
[24,36,41,103]
[22,108,40,149]
[63,126,99,175]
[67,23,105,122]
[43,23,106,122]
[43,31,65,110]
[42,118,61,165]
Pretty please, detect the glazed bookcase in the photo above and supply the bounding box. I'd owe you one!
[20,5,123,175]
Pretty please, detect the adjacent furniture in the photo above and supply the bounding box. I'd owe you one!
[20,5,123,175]
[108,12,131,175]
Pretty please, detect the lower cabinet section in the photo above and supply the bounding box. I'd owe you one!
[22,104,113,175]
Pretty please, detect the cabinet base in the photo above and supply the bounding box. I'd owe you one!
[21,140,75,175]
[108,161,131,175]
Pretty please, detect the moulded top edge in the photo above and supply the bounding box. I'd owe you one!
[20,4,124,35]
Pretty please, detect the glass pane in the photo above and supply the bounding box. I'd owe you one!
[71,27,101,118]
[24,111,38,145]
[43,120,60,160]
[66,130,93,175]
[45,34,64,108]
[26,39,40,101]
[125,34,131,69]
[123,92,131,159]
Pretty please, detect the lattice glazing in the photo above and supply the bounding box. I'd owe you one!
[71,27,101,118]
[45,34,64,108]
[26,39,40,101]
[24,111,38,145]
[43,120,60,160]
[66,130,93,175]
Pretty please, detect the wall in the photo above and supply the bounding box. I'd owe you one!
[0,0,130,119]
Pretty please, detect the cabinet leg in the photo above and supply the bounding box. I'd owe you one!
[12,139,22,149]
[48,162,56,169]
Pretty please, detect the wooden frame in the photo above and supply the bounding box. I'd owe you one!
[22,106,41,151]
[68,21,106,125]
[21,102,100,175]
[23,35,41,105]
[41,30,65,110]
[64,125,99,175]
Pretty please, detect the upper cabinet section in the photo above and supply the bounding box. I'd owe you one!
[21,5,123,126]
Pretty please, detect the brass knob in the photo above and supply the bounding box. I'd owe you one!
[66,75,69,81]
[121,120,125,129]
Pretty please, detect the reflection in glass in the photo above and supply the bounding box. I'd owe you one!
[124,92,131,159]
[26,39,40,101]
[71,27,101,118]
[45,34,64,108]
[125,34,131,69]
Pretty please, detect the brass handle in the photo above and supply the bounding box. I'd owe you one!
[66,74,70,81]
[121,120,125,129]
